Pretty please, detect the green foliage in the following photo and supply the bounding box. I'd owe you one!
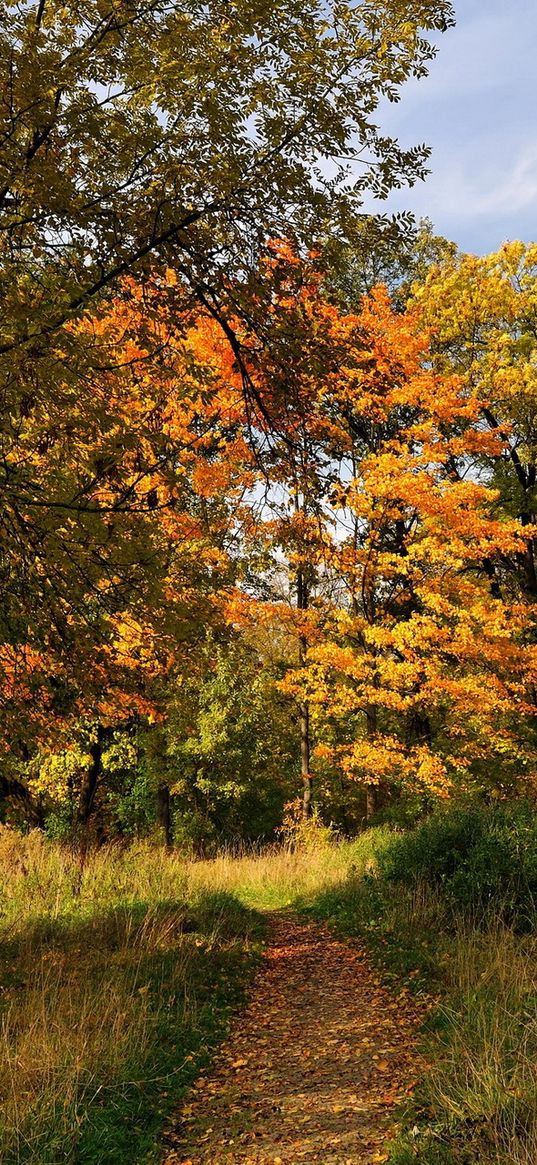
[161,639,298,846]
[369,793,433,831]
[6,632,301,847]
[379,803,537,930]
[105,761,158,840]
[325,216,458,309]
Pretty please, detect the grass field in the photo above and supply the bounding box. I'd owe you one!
[1,823,535,1164]
[0,832,263,1164]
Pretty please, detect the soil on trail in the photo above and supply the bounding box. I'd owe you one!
[162,912,426,1165]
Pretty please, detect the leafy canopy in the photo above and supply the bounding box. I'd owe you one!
[0,0,454,350]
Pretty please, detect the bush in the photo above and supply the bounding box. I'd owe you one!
[379,802,537,930]
[278,800,337,850]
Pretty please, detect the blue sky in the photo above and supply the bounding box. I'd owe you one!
[368,0,537,254]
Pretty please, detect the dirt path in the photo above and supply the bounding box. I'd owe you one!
[162,912,425,1165]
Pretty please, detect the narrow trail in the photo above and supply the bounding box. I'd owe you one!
[162,912,426,1165]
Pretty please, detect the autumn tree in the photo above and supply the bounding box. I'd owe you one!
[412,242,537,598]
[0,279,254,822]
[0,0,456,777]
[303,292,535,808]
[219,250,537,815]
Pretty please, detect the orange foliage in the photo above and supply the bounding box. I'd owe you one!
[9,250,536,805]
[220,249,537,798]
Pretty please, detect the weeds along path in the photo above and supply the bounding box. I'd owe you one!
[162,910,425,1165]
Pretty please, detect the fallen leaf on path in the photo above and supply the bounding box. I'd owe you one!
[162,914,427,1165]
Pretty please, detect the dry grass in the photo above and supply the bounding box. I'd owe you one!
[0,827,268,1164]
[0,828,191,927]
[311,872,537,1165]
[0,823,380,1163]
[2,824,535,1165]
[184,825,392,907]
[425,922,537,1165]
[0,930,183,1160]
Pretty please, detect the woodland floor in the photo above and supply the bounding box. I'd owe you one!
[162,911,426,1165]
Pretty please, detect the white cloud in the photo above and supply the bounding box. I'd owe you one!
[361,0,537,251]
[393,145,537,222]
[453,148,537,218]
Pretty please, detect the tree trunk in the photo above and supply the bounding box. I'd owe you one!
[77,726,105,827]
[365,784,377,822]
[157,783,173,847]
[365,704,377,824]
[300,698,313,818]
[297,564,313,818]
[407,707,432,747]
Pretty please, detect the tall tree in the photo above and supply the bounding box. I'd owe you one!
[0,279,249,815]
[0,0,455,348]
[221,251,537,808]
[283,285,535,804]
[412,242,537,598]
[0,0,455,757]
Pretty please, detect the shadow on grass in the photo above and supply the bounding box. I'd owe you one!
[0,891,265,1165]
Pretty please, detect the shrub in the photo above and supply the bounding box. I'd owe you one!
[379,802,537,930]
[278,800,337,851]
